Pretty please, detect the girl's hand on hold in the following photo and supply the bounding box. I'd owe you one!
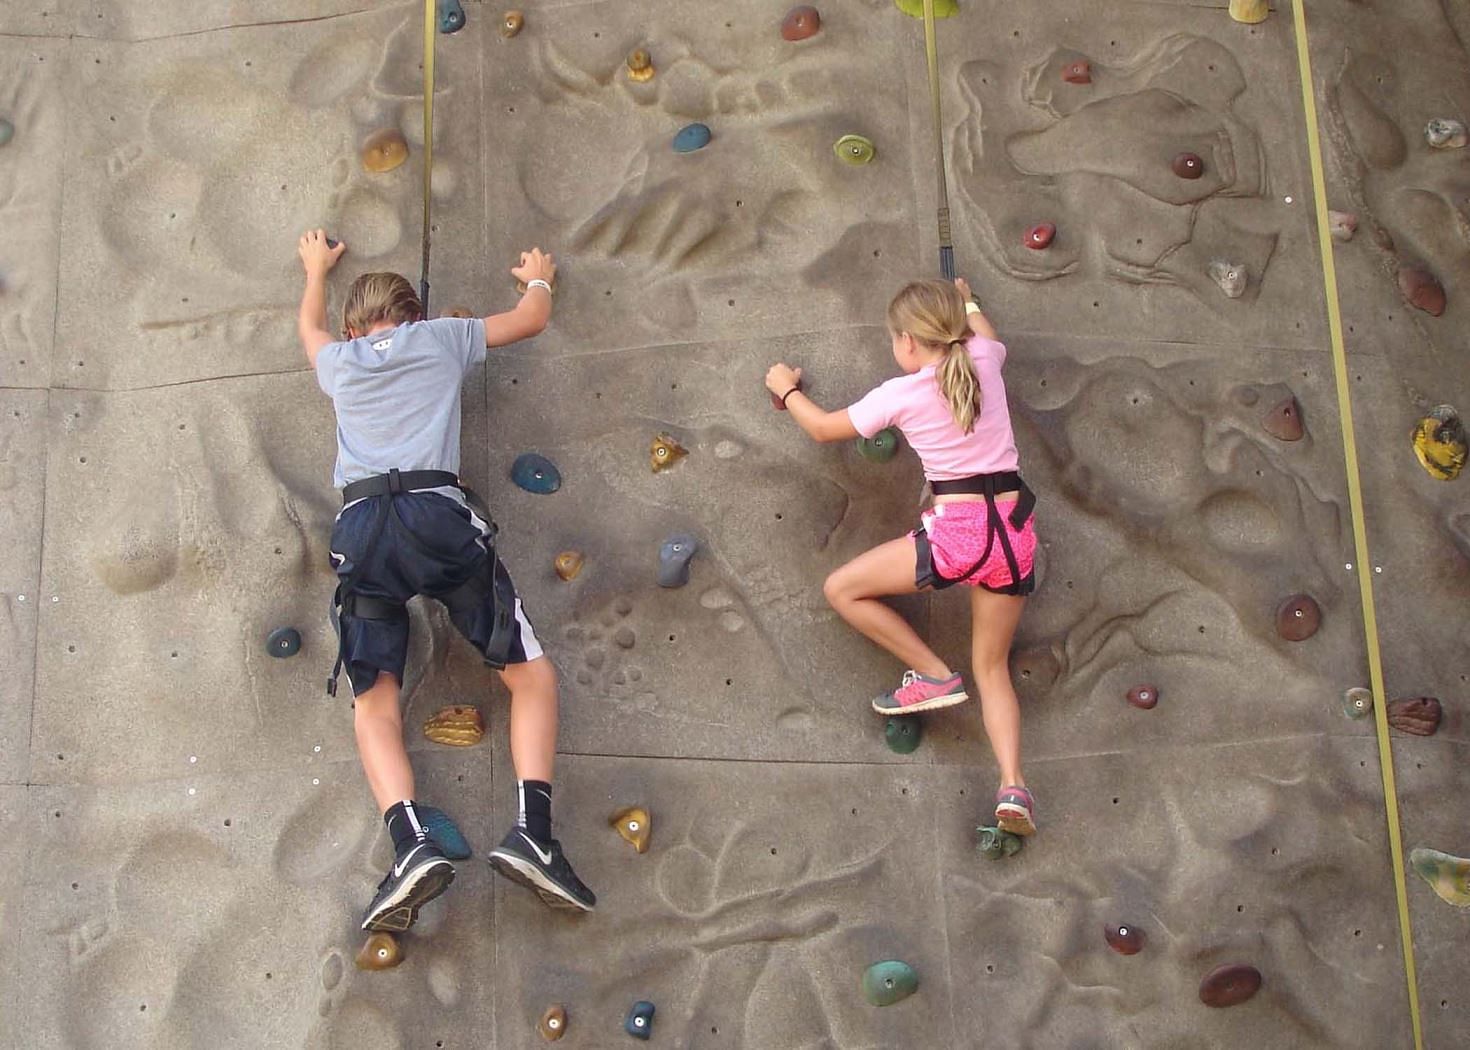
[512,248,557,286]
[765,363,802,396]
[954,276,973,301]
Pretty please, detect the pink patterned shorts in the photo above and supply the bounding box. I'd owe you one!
[912,499,1037,593]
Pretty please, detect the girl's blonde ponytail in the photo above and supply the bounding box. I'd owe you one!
[886,280,983,434]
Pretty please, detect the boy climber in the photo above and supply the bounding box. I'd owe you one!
[296,228,594,932]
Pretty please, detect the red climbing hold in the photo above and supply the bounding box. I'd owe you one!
[1275,594,1320,642]
[1025,223,1056,250]
[1172,152,1204,179]
[1104,922,1146,955]
[781,6,821,41]
[1126,684,1158,710]
[1062,60,1092,84]
[1199,963,1261,1008]
[1397,266,1446,317]
[1262,396,1304,441]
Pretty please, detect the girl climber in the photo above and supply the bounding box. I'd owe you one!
[765,278,1039,836]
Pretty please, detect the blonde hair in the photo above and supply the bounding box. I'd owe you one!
[342,272,422,337]
[886,279,982,433]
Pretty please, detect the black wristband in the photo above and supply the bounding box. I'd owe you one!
[779,386,801,407]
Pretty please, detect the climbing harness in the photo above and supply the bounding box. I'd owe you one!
[920,0,956,279]
[419,0,437,312]
[917,472,1036,592]
[1289,3,1423,1046]
[326,469,518,697]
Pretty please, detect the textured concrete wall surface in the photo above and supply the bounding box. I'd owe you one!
[2,1,1467,1047]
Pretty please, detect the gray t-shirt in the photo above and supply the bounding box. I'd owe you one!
[315,317,487,490]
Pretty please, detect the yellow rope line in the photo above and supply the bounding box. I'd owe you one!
[920,0,955,278]
[1287,3,1423,1045]
[420,0,437,311]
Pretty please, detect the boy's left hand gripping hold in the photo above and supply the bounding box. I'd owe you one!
[299,228,346,276]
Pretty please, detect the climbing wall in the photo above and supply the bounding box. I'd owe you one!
[1,0,1465,1046]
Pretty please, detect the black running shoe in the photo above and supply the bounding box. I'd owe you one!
[486,827,596,912]
[361,839,456,932]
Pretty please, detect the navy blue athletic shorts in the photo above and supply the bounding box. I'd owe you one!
[328,491,543,697]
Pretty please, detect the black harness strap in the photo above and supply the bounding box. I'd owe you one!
[924,472,1036,594]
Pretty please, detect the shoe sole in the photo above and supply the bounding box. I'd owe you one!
[871,690,970,716]
[487,850,594,913]
[995,805,1036,837]
[361,860,456,932]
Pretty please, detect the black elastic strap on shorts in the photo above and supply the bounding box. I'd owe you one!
[437,555,518,670]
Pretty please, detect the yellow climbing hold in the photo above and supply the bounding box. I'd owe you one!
[650,433,687,473]
[626,48,655,83]
[1410,848,1470,907]
[360,128,409,174]
[1229,0,1270,25]
[1411,405,1466,481]
[610,806,651,853]
[893,0,958,18]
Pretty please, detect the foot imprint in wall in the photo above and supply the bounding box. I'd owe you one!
[953,33,1279,305]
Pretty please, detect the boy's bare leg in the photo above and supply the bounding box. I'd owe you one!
[498,656,557,783]
[353,671,415,812]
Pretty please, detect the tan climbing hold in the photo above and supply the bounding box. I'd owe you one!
[611,806,651,853]
[626,48,654,82]
[500,10,524,37]
[538,1004,568,1040]
[1410,848,1470,907]
[1412,405,1466,480]
[423,705,485,747]
[1262,395,1303,441]
[443,307,474,319]
[650,433,687,473]
[1328,211,1357,242]
[360,128,409,174]
[355,932,403,971]
[554,550,585,581]
[1275,593,1320,641]
[1228,0,1269,25]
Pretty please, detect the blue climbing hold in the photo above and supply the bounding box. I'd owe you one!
[624,1000,655,1040]
[437,0,466,33]
[0,118,13,148]
[266,626,301,658]
[657,534,699,588]
[419,805,471,859]
[673,123,712,153]
[511,453,562,494]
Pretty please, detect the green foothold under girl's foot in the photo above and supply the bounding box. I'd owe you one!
[1410,847,1470,906]
[884,716,922,754]
[976,826,1023,859]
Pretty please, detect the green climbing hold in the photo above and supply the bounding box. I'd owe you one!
[511,453,562,494]
[1410,847,1470,907]
[885,716,921,754]
[834,134,875,166]
[857,427,900,463]
[894,0,959,17]
[0,118,13,148]
[437,0,466,33]
[862,960,918,1006]
[419,805,471,859]
[976,825,1023,859]
[266,626,301,658]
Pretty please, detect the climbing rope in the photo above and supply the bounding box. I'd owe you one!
[420,0,437,312]
[920,0,956,279]
[1288,3,1423,1046]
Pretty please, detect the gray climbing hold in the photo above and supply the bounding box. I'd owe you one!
[862,960,918,1006]
[673,123,711,153]
[1208,260,1247,299]
[0,118,13,148]
[267,626,301,658]
[437,0,466,33]
[1425,118,1467,150]
[1341,686,1373,720]
[624,1000,655,1040]
[511,453,562,494]
[657,534,698,588]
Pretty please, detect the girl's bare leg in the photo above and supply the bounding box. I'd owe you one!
[969,587,1027,787]
[823,536,949,678]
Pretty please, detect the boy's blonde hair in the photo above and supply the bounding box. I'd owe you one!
[887,279,982,434]
[342,272,423,337]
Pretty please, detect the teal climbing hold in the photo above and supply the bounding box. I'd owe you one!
[511,453,562,494]
[884,716,921,754]
[624,1000,655,1039]
[0,118,13,148]
[437,0,466,33]
[673,123,712,153]
[862,960,918,1006]
[419,805,471,859]
[266,626,301,658]
[975,825,1023,859]
[857,427,900,463]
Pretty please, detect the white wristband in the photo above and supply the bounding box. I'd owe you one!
[964,301,981,315]
[526,278,553,295]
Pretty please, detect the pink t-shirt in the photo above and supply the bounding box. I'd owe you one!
[845,336,1019,481]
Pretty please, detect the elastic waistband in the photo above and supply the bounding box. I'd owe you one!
[341,468,461,505]
[930,471,1023,496]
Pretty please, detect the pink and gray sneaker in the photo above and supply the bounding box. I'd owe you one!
[871,670,969,715]
[995,786,1036,836]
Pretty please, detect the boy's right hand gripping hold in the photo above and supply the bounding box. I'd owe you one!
[484,248,557,349]
[511,247,557,293]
